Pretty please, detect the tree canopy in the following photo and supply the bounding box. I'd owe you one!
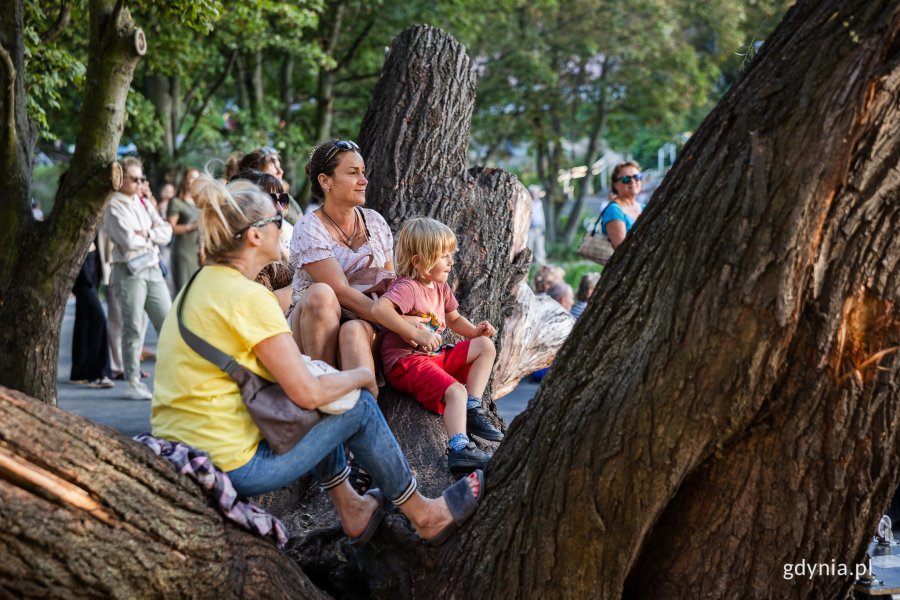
[25,0,791,205]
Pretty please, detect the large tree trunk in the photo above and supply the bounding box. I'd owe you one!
[0,386,324,598]
[435,1,900,598]
[0,0,145,403]
[258,25,571,590]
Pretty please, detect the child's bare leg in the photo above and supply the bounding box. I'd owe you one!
[443,382,468,439]
[464,336,496,399]
[444,382,490,475]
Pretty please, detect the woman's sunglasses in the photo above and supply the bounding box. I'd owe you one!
[233,213,283,239]
[323,140,360,164]
[269,192,290,208]
[616,173,644,184]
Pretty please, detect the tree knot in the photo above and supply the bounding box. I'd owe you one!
[834,289,899,386]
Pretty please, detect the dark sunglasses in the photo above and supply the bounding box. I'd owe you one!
[616,173,644,184]
[269,192,291,208]
[128,176,148,183]
[323,140,360,164]
[233,213,283,239]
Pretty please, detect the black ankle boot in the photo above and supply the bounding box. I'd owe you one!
[466,406,504,442]
[447,441,491,476]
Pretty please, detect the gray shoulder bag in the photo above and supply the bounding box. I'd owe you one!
[576,204,615,264]
[177,268,320,455]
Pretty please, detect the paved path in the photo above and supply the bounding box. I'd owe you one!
[57,298,538,436]
[57,298,155,437]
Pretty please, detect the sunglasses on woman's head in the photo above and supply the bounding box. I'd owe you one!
[323,140,360,165]
[260,146,279,157]
[269,192,290,208]
[617,173,643,184]
[233,213,283,239]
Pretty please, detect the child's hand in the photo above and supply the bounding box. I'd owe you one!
[413,329,442,352]
[475,320,496,337]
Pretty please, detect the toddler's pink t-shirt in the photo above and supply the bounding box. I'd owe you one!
[380,276,458,374]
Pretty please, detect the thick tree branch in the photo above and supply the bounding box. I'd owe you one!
[179,49,238,153]
[334,18,375,73]
[0,386,328,597]
[43,1,72,43]
[0,41,16,156]
[321,0,344,56]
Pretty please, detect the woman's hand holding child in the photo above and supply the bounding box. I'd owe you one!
[413,329,443,353]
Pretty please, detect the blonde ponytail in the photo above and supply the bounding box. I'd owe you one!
[191,172,271,262]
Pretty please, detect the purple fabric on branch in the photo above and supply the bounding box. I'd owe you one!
[134,433,288,548]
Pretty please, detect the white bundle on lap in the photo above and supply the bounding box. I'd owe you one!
[303,356,360,414]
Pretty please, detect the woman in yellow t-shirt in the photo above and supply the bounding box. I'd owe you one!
[151,173,482,546]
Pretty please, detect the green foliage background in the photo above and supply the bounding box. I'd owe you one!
[24,0,793,218]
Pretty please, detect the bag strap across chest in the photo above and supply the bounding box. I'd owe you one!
[176,268,242,377]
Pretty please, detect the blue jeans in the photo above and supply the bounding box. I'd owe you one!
[227,391,417,504]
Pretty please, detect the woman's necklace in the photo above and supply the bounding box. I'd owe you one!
[321,207,358,248]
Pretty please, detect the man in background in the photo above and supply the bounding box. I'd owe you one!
[102,156,172,400]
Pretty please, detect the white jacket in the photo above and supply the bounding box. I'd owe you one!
[102,192,173,265]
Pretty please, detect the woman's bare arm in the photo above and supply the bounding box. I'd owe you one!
[607,220,627,248]
[254,332,377,408]
[304,257,378,317]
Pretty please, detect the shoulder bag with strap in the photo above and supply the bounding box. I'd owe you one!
[577,204,615,265]
[177,268,320,455]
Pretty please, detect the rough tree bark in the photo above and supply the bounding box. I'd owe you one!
[0,0,144,404]
[0,386,324,598]
[435,1,900,598]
